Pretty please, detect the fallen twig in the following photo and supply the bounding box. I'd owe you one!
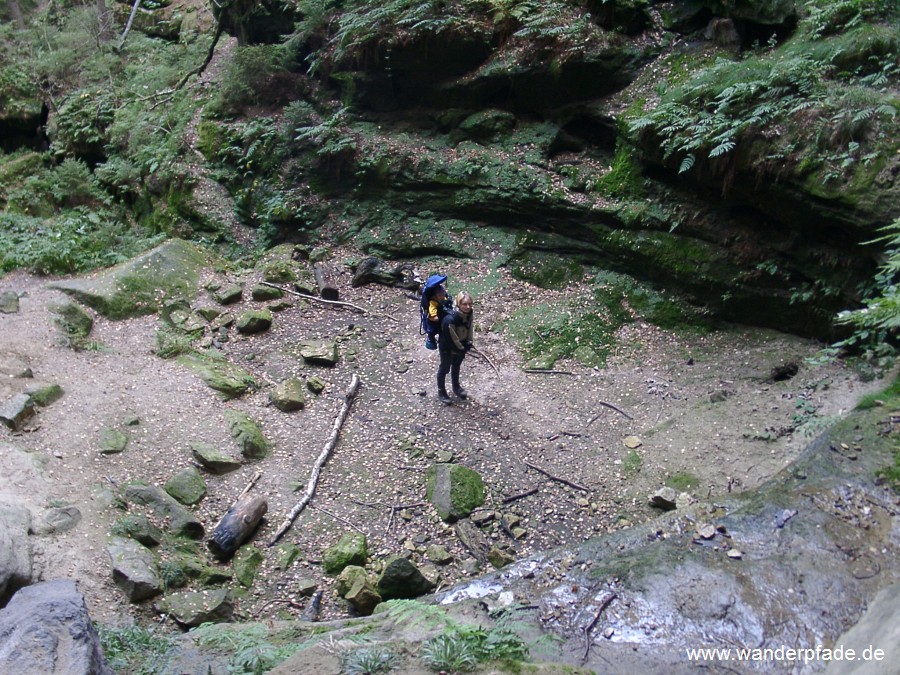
[469,346,500,377]
[268,374,361,545]
[582,592,618,663]
[309,504,365,534]
[524,460,590,492]
[260,282,398,321]
[524,369,574,375]
[586,400,634,424]
[253,597,305,617]
[238,471,262,500]
[501,487,540,504]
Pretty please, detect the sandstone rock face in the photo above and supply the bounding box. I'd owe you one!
[0,580,114,675]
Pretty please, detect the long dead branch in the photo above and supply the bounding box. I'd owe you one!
[524,460,590,492]
[501,487,539,504]
[524,369,574,375]
[261,282,398,321]
[268,374,361,545]
[117,0,141,50]
[586,400,634,423]
[582,591,618,663]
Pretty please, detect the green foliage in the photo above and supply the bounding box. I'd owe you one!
[97,623,175,675]
[420,623,529,672]
[7,158,109,215]
[596,135,644,199]
[836,218,900,349]
[191,622,304,674]
[341,646,398,674]
[804,0,897,39]
[53,88,116,158]
[0,210,162,276]
[855,376,900,410]
[876,445,900,490]
[207,44,295,117]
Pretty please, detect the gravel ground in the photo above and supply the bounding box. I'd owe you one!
[0,252,884,631]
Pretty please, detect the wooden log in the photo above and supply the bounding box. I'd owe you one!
[208,495,268,559]
[314,262,340,301]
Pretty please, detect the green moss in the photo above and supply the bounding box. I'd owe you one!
[855,375,900,410]
[665,471,699,491]
[508,247,584,290]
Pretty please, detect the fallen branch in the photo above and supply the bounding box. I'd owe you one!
[469,346,499,377]
[117,0,142,50]
[261,282,398,321]
[524,369,574,375]
[253,597,304,617]
[501,487,539,504]
[586,400,634,424]
[309,504,365,534]
[238,471,262,500]
[524,460,590,492]
[268,374,361,545]
[582,592,618,664]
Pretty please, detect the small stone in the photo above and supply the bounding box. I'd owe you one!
[727,549,743,559]
[696,523,716,540]
[99,428,128,454]
[623,435,642,449]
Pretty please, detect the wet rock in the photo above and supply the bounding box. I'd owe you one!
[426,463,485,522]
[158,589,234,627]
[322,532,368,576]
[0,580,113,675]
[270,378,306,411]
[191,443,242,474]
[99,427,128,454]
[376,556,435,599]
[649,487,678,510]
[488,547,516,569]
[107,536,162,602]
[165,467,207,506]
[0,394,34,431]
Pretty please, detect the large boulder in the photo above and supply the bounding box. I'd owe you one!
[0,580,113,675]
[47,239,210,319]
[426,463,485,522]
[164,467,207,506]
[0,505,33,604]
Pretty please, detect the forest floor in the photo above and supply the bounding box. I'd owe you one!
[0,250,888,635]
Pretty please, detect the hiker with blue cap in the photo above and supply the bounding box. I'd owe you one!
[420,274,452,350]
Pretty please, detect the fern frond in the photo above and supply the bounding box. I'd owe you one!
[709,140,735,157]
[678,154,695,173]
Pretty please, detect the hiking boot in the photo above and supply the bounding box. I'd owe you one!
[438,390,452,405]
[453,387,468,400]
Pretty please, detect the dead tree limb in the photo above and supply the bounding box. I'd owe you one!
[524,369,574,375]
[117,0,142,50]
[523,460,590,492]
[260,282,398,322]
[175,20,224,90]
[268,374,361,546]
[469,346,499,377]
[582,592,618,663]
[502,487,539,504]
[586,401,633,424]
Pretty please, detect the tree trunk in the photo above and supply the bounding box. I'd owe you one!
[314,262,341,301]
[208,495,268,558]
[97,0,114,43]
[8,0,26,30]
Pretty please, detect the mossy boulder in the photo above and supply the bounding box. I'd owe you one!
[426,463,485,523]
[375,556,436,600]
[456,109,516,141]
[157,589,234,627]
[164,467,207,506]
[99,428,128,455]
[270,378,306,412]
[322,532,368,576]
[233,546,264,587]
[213,284,243,305]
[337,566,382,615]
[107,536,162,602]
[47,239,209,319]
[299,339,338,366]
[235,309,273,334]
[23,383,64,407]
[122,483,204,539]
[110,514,163,548]
[225,410,268,459]
[178,354,257,400]
[307,376,326,394]
[251,284,284,301]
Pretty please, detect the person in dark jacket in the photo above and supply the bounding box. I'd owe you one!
[437,291,474,404]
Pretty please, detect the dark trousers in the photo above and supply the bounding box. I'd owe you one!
[437,350,465,393]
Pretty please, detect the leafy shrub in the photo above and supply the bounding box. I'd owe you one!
[97,623,175,675]
[341,646,398,674]
[52,88,116,160]
[191,622,303,674]
[207,44,295,117]
[7,158,109,215]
